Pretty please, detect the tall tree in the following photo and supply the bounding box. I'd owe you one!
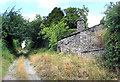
[45,7,64,27]
[64,6,89,29]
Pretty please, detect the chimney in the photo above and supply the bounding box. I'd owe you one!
[77,19,85,32]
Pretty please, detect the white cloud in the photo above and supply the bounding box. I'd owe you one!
[35,0,120,9]
[4,0,119,10]
[22,13,36,22]
[0,0,7,3]
[87,13,103,27]
[37,0,59,9]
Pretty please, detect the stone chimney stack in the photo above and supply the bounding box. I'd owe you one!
[77,19,85,32]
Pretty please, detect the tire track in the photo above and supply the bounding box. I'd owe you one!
[24,58,41,80]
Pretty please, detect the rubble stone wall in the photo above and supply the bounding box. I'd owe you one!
[57,23,106,57]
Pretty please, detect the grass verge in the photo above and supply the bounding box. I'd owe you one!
[17,56,28,80]
[0,40,2,81]
[30,49,117,80]
[2,47,15,79]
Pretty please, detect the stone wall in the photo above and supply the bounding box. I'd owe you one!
[57,23,106,57]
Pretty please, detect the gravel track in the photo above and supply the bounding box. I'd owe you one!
[3,58,41,80]
[3,59,18,80]
[24,59,41,80]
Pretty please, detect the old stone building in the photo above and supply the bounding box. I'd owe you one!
[57,19,107,57]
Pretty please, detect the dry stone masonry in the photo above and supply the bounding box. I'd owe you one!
[57,19,106,57]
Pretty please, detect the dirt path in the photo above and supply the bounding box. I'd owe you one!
[3,59,18,80]
[3,58,41,80]
[24,59,41,80]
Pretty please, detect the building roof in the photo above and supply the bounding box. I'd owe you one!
[58,23,104,42]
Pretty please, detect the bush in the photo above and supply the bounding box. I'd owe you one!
[2,39,15,77]
[103,2,120,68]
[102,2,120,79]
[13,39,20,48]
[94,25,107,48]
[18,51,24,55]
[13,39,20,52]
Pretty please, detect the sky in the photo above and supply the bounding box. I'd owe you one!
[0,0,119,27]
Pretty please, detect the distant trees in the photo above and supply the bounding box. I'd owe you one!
[2,6,89,51]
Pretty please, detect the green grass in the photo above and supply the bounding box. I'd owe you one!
[2,51,15,78]
[0,40,2,81]
[2,40,15,79]
[29,48,117,80]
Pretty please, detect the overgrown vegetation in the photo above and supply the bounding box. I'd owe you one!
[40,18,76,50]
[94,25,107,48]
[0,15,2,81]
[39,6,88,50]
[2,40,15,78]
[17,56,28,80]
[30,49,117,80]
[2,6,89,51]
[1,1,120,80]
[101,2,120,79]
[0,40,2,81]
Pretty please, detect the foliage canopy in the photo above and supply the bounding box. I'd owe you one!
[103,2,120,69]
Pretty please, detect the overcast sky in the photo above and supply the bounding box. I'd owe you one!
[0,0,119,27]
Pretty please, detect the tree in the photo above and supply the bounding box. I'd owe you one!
[63,6,89,29]
[2,7,26,51]
[45,7,64,27]
[26,14,45,48]
[40,18,75,50]
[103,2,120,79]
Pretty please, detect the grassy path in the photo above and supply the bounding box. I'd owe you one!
[2,48,117,80]
[3,59,18,80]
[24,59,41,80]
[3,57,41,80]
